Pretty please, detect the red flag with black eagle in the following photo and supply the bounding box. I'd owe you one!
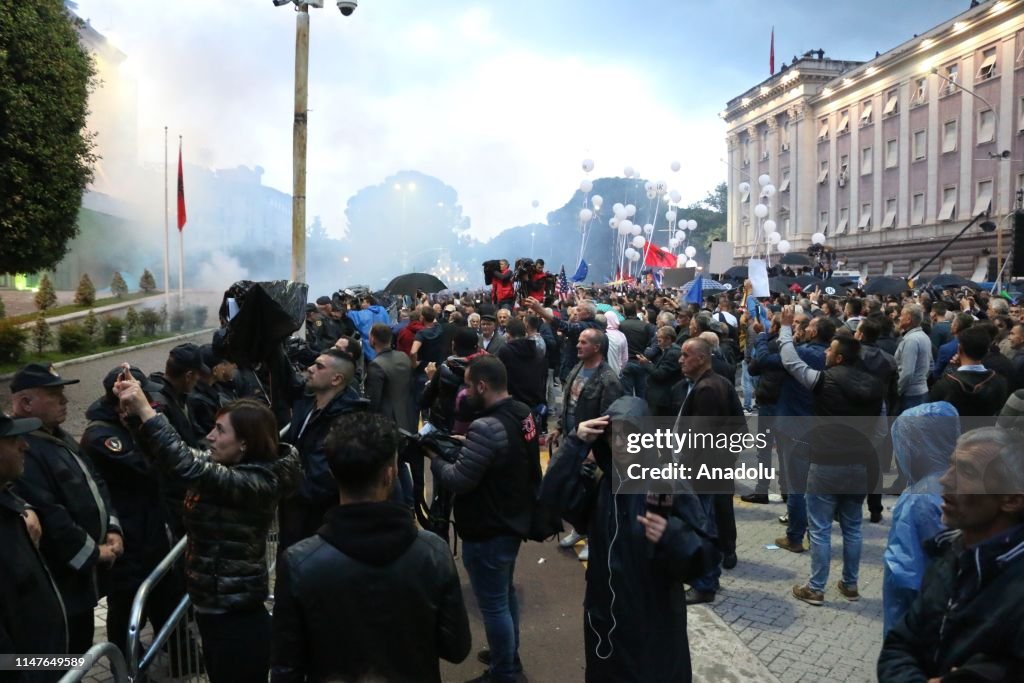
[176,141,187,232]
[770,27,775,75]
[644,242,678,269]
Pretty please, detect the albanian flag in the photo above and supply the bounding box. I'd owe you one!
[644,242,677,269]
[177,140,187,232]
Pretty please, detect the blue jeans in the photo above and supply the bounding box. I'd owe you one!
[784,441,810,545]
[691,494,722,593]
[620,359,648,399]
[741,360,757,411]
[462,536,522,682]
[754,404,777,495]
[899,392,928,415]
[805,464,867,593]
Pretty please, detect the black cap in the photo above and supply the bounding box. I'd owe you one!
[168,343,210,374]
[316,296,332,306]
[305,303,318,313]
[199,344,226,370]
[10,363,80,393]
[480,314,497,322]
[0,414,41,438]
[102,365,163,396]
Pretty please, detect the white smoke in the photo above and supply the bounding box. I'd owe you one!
[194,250,249,292]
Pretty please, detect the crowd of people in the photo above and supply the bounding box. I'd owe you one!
[2,262,1024,682]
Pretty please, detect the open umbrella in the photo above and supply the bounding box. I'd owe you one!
[779,253,812,267]
[795,274,823,289]
[922,274,977,290]
[384,272,448,297]
[681,278,729,295]
[863,276,910,297]
[803,279,856,296]
[722,265,748,281]
[768,276,796,294]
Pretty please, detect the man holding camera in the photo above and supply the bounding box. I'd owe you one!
[491,259,516,309]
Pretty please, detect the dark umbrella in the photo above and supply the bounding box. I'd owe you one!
[779,253,812,267]
[768,276,796,294]
[803,279,856,296]
[722,265,748,281]
[863,276,910,296]
[923,274,978,290]
[384,272,448,297]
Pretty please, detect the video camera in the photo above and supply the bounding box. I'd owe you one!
[398,425,463,463]
[482,259,502,286]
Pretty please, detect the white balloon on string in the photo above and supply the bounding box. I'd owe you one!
[669,238,679,248]
[811,232,826,245]
[631,236,646,249]
[647,190,657,200]
[619,219,633,232]
[582,158,594,173]
[767,231,781,244]
[675,230,686,241]
[591,195,603,209]
[625,204,637,218]
[531,199,539,208]
[665,210,678,223]
[777,240,792,254]
[754,203,769,218]
[670,160,681,172]
[677,255,687,267]
[758,174,772,187]
[738,181,751,194]
[630,225,642,236]
[669,190,681,204]
[617,223,631,236]
[763,219,777,233]
[579,208,593,223]
[685,246,697,258]
[624,166,634,178]
[609,217,619,229]
[580,179,593,194]
[686,220,697,231]
[685,259,698,268]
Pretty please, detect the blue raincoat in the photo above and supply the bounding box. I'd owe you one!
[345,305,391,360]
[882,401,959,635]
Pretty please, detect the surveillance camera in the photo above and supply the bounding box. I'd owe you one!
[337,0,357,15]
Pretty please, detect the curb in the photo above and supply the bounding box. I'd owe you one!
[11,294,169,329]
[0,328,217,381]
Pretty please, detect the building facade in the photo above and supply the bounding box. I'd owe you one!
[724,0,1024,281]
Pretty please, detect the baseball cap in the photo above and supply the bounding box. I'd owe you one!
[10,363,80,394]
[168,343,210,374]
[444,304,456,313]
[0,414,41,438]
[315,296,332,306]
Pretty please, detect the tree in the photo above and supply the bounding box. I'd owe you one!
[110,271,129,298]
[34,274,57,311]
[124,306,140,339]
[82,309,99,341]
[74,273,96,306]
[0,1,97,274]
[0,295,5,319]
[31,315,52,355]
[139,269,157,293]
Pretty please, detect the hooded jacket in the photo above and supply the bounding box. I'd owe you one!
[498,337,548,407]
[929,367,1009,418]
[396,320,425,357]
[603,312,629,376]
[345,306,391,360]
[882,402,959,636]
[270,503,470,682]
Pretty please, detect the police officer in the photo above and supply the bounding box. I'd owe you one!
[10,363,123,655]
[187,344,238,439]
[149,343,207,448]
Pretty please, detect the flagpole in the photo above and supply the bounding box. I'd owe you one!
[178,136,185,308]
[163,127,171,316]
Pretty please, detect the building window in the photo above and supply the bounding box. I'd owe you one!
[739,186,750,203]
[837,110,850,134]
[858,202,872,230]
[836,207,849,234]
[912,193,925,225]
[743,138,751,166]
[941,258,954,275]
[883,89,899,117]
[911,77,927,106]
[780,120,791,151]
[819,211,829,233]
[884,261,894,276]
[818,160,829,184]
[818,117,829,140]
[860,100,873,126]
[944,63,959,95]
[978,109,996,144]
[1019,97,1024,132]
[779,167,791,192]
[971,256,989,283]
[882,198,897,229]
[783,218,791,233]
[974,179,994,216]
[885,139,898,168]
[938,185,957,221]
[913,130,926,161]
[977,46,997,81]
[942,120,958,153]
[1017,172,1024,198]
[861,147,873,175]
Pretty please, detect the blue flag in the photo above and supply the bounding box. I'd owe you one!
[684,275,703,305]
[571,259,589,282]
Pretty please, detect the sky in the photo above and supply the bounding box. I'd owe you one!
[73,0,970,242]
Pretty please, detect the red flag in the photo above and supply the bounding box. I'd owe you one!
[176,141,187,232]
[644,243,677,269]
[770,27,775,75]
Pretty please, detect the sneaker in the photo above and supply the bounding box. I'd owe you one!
[792,584,824,606]
[740,493,770,504]
[722,552,738,570]
[870,510,883,523]
[768,493,784,503]
[578,544,589,562]
[837,581,860,601]
[777,513,789,525]
[559,530,584,548]
[775,536,806,553]
[684,588,715,605]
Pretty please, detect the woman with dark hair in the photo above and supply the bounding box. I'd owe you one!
[115,373,298,683]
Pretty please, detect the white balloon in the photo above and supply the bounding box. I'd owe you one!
[685,246,697,258]
[758,174,772,187]
[677,255,688,267]
[609,217,619,229]
[579,208,593,223]
[738,181,751,194]
[644,181,655,193]
[669,190,681,204]
[675,230,686,241]
[614,205,627,219]
[655,181,667,194]
[685,259,698,268]
[613,202,624,213]
[643,223,654,234]
[582,158,594,172]
[629,252,641,262]
[619,219,633,232]
[625,204,637,218]
[631,236,646,249]
[591,194,603,209]
[686,220,697,231]
[669,238,679,248]
[624,247,637,259]
[647,190,657,200]
[617,223,631,235]
[670,160,681,172]
[630,225,642,236]
[665,210,678,223]
[531,199,539,208]
[580,179,593,194]
[763,219,777,232]
[767,231,781,244]
[777,239,791,254]
[762,184,776,197]
[811,232,826,245]
[624,166,634,178]
[754,203,769,218]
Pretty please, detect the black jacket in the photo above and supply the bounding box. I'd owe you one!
[431,398,540,541]
[619,318,653,357]
[186,379,222,441]
[0,487,67,682]
[930,368,1009,418]
[270,502,470,682]
[878,526,1024,681]
[560,361,624,434]
[13,428,121,617]
[80,399,173,593]
[135,414,299,612]
[149,373,200,448]
[498,338,548,407]
[644,344,682,416]
[860,343,899,414]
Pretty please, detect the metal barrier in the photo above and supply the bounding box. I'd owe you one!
[58,641,129,682]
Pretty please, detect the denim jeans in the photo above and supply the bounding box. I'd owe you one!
[899,392,929,415]
[620,359,648,399]
[805,464,867,593]
[784,441,810,545]
[462,536,523,682]
[741,360,757,411]
[691,494,731,593]
[754,405,778,495]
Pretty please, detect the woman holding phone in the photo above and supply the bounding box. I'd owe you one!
[115,367,298,683]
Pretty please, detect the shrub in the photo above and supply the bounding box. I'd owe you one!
[110,272,129,298]
[191,305,208,329]
[31,315,53,355]
[169,308,186,332]
[35,274,57,311]
[139,308,162,337]
[124,306,140,339]
[82,310,99,341]
[0,294,5,319]
[57,323,92,354]
[139,269,157,293]
[0,321,28,364]
[74,274,96,307]
[101,316,124,346]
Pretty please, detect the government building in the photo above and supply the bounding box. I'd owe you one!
[724,0,1024,281]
